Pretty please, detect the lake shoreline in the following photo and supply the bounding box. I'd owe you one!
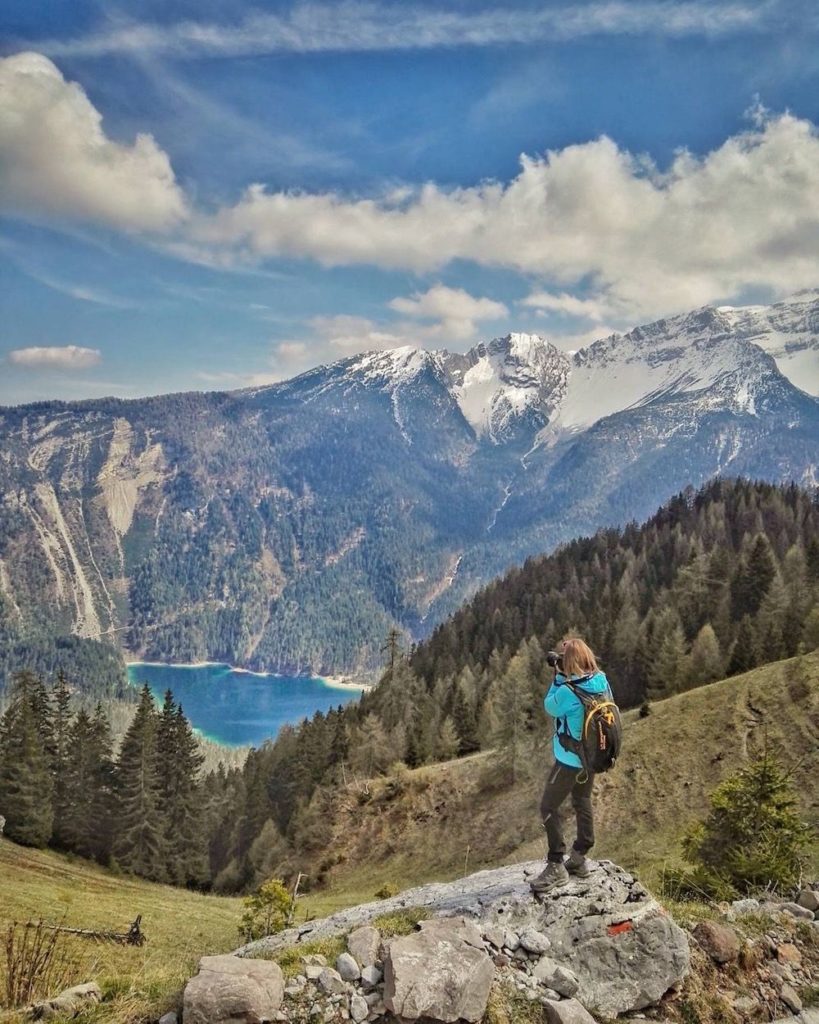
[126,659,372,691]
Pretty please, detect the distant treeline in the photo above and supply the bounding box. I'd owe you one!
[3,478,818,893]
[0,635,128,698]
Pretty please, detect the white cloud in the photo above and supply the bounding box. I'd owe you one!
[263,286,508,376]
[4,52,818,331]
[189,110,819,323]
[521,291,615,322]
[8,345,102,369]
[0,52,187,232]
[41,2,776,59]
[389,284,508,340]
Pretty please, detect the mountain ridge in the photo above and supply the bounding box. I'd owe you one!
[0,299,817,679]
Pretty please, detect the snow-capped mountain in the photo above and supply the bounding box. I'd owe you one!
[1,295,816,681]
[547,305,809,436]
[287,333,571,444]
[279,295,818,447]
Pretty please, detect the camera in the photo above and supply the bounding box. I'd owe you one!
[546,650,564,671]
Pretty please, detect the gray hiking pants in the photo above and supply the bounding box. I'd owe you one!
[540,760,595,863]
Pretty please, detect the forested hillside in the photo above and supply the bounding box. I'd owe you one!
[4,479,817,893]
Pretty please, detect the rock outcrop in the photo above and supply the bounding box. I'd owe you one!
[238,860,690,1018]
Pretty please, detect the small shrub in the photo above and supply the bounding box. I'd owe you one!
[239,879,292,942]
[799,984,819,1007]
[371,907,428,936]
[374,882,399,900]
[2,921,77,1010]
[670,751,812,900]
[273,936,346,979]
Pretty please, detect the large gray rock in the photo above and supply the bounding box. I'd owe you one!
[346,925,381,967]
[183,954,283,1024]
[31,982,102,1020]
[383,917,494,1023]
[236,859,689,1017]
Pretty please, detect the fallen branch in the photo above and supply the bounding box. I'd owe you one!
[24,916,145,947]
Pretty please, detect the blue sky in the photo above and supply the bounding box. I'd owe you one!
[2,0,818,404]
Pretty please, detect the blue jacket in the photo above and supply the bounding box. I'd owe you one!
[544,670,611,769]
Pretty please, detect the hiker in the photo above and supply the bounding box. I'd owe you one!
[530,636,613,894]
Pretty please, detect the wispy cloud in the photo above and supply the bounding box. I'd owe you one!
[0,241,134,308]
[8,345,102,369]
[187,109,819,324]
[37,1,780,59]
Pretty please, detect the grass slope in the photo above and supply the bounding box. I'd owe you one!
[0,843,242,1023]
[299,651,819,907]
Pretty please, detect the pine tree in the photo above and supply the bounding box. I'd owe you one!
[156,696,208,887]
[681,751,812,895]
[755,573,788,661]
[113,686,166,880]
[647,611,688,698]
[50,672,73,847]
[487,651,530,783]
[451,668,479,754]
[350,714,392,777]
[727,616,758,676]
[62,709,97,857]
[687,624,723,688]
[436,716,461,761]
[89,703,116,863]
[0,672,54,846]
[732,535,776,618]
[801,605,819,653]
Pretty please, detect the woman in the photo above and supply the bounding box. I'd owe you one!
[530,636,611,895]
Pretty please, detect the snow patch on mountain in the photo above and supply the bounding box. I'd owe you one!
[716,294,819,396]
[348,346,442,390]
[549,305,804,434]
[442,333,570,441]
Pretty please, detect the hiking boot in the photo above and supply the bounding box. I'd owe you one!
[529,860,569,894]
[565,850,591,878]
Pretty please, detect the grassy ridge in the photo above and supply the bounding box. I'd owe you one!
[0,843,242,1023]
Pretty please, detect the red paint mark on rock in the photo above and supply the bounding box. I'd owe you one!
[607,921,633,936]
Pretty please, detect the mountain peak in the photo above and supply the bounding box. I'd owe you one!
[439,332,569,442]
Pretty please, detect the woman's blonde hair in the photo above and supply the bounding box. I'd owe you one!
[561,637,599,678]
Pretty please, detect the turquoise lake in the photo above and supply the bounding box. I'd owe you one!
[126,662,364,748]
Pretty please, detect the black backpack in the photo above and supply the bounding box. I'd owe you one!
[558,678,623,774]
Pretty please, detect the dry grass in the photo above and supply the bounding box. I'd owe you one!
[0,841,242,1024]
